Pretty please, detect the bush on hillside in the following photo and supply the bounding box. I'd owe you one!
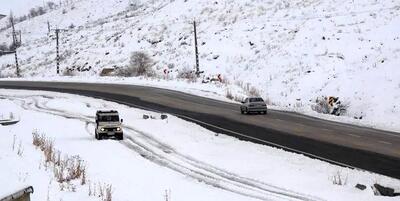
[127,0,141,10]
[116,51,154,77]
[0,43,8,51]
[177,67,197,82]
[47,2,56,10]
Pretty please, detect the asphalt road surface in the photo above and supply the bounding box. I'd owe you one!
[1,81,399,179]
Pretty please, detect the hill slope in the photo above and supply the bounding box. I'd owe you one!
[0,0,400,131]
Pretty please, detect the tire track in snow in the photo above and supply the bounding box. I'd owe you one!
[1,94,322,201]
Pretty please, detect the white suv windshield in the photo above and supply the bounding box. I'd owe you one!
[98,115,119,122]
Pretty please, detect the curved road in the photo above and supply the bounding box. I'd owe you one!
[1,81,399,179]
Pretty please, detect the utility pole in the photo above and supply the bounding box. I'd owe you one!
[193,20,200,76]
[55,28,60,74]
[10,13,20,77]
[47,21,51,35]
[53,28,67,75]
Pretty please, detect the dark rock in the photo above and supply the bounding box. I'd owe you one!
[355,184,366,190]
[161,114,168,120]
[143,114,149,119]
[374,183,395,197]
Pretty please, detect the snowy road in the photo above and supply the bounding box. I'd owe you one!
[0,81,400,180]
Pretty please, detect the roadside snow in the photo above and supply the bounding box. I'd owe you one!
[0,89,399,201]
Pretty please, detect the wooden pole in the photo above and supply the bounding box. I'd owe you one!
[193,20,200,76]
[10,14,20,77]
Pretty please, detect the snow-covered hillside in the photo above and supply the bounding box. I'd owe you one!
[0,0,400,131]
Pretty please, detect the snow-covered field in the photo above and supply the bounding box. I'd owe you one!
[0,0,400,133]
[0,89,399,201]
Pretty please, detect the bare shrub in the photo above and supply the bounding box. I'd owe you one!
[164,189,171,201]
[233,95,243,103]
[17,141,24,156]
[0,43,8,51]
[68,23,75,29]
[127,0,141,11]
[12,135,16,151]
[105,184,112,201]
[312,96,330,114]
[28,6,46,18]
[116,51,153,77]
[28,8,38,18]
[11,135,24,156]
[32,131,86,185]
[36,7,46,16]
[47,2,56,10]
[332,100,349,116]
[89,182,113,201]
[225,89,234,100]
[81,169,86,185]
[33,131,114,199]
[248,86,260,97]
[63,69,76,76]
[16,15,28,23]
[332,171,347,185]
[177,67,197,82]
[234,81,260,97]
[225,89,245,103]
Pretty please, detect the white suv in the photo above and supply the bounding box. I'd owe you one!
[95,110,124,140]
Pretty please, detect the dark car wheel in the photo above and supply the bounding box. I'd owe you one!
[240,108,244,114]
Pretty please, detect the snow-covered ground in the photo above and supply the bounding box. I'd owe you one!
[0,0,400,133]
[0,89,399,201]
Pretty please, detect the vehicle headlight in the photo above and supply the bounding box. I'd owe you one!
[116,127,121,131]
[100,128,105,131]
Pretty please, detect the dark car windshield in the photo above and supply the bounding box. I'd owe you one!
[249,98,264,102]
[98,115,119,122]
